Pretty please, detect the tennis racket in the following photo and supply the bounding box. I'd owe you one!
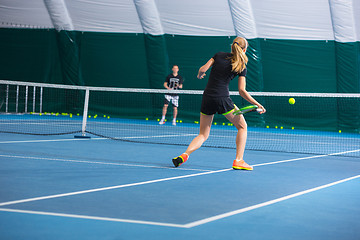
[233,105,260,115]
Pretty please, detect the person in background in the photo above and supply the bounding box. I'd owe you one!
[159,65,184,126]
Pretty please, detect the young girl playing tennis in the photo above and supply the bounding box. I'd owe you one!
[172,37,266,170]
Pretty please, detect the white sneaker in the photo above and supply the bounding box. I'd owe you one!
[159,120,165,125]
[172,120,176,126]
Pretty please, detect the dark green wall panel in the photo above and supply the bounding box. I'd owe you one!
[1,28,359,133]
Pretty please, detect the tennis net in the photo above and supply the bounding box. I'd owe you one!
[1,80,360,158]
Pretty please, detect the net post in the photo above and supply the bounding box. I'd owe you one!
[32,86,36,113]
[5,85,9,113]
[25,86,28,113]
[39,87,43,113]
[16,85,19,113]
[75,87,91,139]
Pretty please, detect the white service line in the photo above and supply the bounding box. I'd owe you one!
[0,138,93,144]
[0,174,359,229]
[0,133,197,144]
[183,174,360,228]
[1,148,359,207]
[0,154,210,172]
[0,168,232,207]
[0,208,184,228]
[252,148,360,167]
[1,148,359,228]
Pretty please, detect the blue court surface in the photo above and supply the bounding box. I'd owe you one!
[1,132,360,240]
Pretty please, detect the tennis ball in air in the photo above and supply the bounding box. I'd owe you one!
[289,98,295,105]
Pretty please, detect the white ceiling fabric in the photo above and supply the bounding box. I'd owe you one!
[0,0,359,42]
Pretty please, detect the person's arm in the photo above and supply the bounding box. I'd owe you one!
[238,76,266,114]
[178,77,184,89]
[163,81,172,90]
[197,58,214,79]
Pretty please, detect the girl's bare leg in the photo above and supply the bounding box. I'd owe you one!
[224,113,247,160]
[185,114,214,155]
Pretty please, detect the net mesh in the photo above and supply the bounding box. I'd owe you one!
[1,80,360,158]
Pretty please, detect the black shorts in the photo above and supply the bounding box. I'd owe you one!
[200,95,236,115]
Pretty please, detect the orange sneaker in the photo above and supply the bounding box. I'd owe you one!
[232,160,253,170]
[172,153,188,167]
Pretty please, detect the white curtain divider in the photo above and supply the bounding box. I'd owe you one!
[228,0,257,38]
[43,0,74,31]
[133,0,164,35]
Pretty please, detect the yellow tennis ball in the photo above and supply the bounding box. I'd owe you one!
[289,98,295,105]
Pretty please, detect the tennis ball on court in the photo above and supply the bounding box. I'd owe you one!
[292,127,295,130]
[266,126,269,128]
[280,126,283,129]
[339,130,342,133]
[289,98,295,105]
[145,118,148,121]
[214,122,217,125]
[107,116,110,119]
[70,114,72,118]
[180,120,182,123]
[88,115,91,118]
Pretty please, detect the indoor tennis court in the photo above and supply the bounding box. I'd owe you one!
[1,1,360,240]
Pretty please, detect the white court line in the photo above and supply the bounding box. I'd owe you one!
[0,208,184,228]
[0,133,197,144]
[252,148,360,167]
[1,148,359,208]
[0,148,359,227]
[0,168,232,207]
[0,138,92,144]
[0,154,210,172]
[183,174,360,228]
[0,174,359,228]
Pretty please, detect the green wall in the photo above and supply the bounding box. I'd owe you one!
[1,28,359,132]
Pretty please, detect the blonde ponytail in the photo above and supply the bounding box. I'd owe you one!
[230,37,248,73]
